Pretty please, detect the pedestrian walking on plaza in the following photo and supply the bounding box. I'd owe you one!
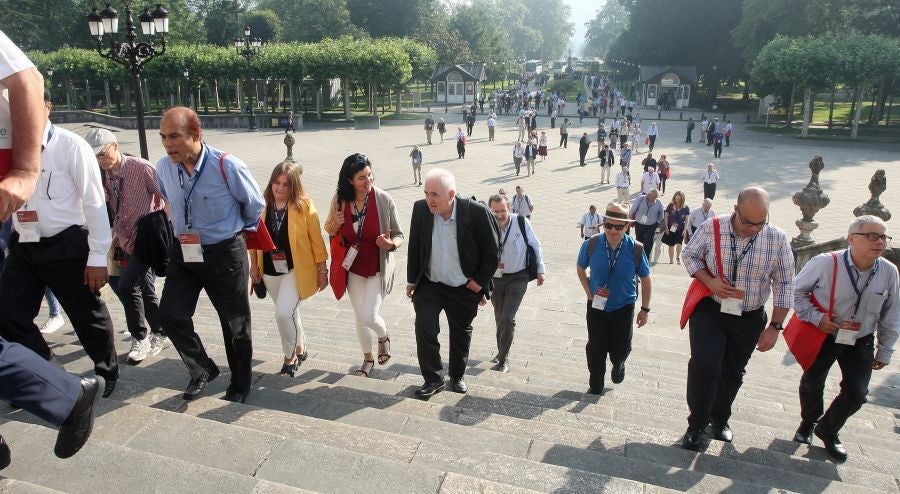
[619,142,632,168]
[406,169,499,398]
[576,202,652,395]
[324,154,404,379]
[629,189,664,260]
[641,152,656,173]
[713,129,724,158]
[517,115,527,141]
[0,90,119,398]
[631,124,642,153]
[619,122,630,149]
[437,118,446,143]
[86,127,169,363]
[579,132,591,166]
[615,166,631,204]
[486,115,496,141]
[685,198,715,243]
[702,163,720,200]
[409,145,423,185]
[791,216,898,462]
[599,144,614,184]
[724,120,733,146]
[285,111,296,134]
[250,161,327,377]
[647,122,659,151]
[424,114,434,144]
[707,118,718,146]
[686,118,695,143]
[509,185,534,219]
[455,127,466,159]
[578,204,602,239]
[465,111,476,137]
[155,106,265,404]
[680,187,794,450]
[559,118,570,148]
[699,116,708,144]
[661,191,690,264]
[640,166,660,195]
[512,140,525,176]
[487,194,545,373]
[609,127,618,150]
[524,139,538,176]
[597,123,607,146]
[550,108,557,129]
[656,155,670,194]
[538,131,548,161]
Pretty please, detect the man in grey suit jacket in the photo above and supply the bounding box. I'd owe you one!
[406,169,499,398]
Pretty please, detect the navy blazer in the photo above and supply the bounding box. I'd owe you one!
[406,197,499,298]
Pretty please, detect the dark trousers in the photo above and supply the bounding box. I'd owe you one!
[633,223,657,259]
[0,227,118,383]
[714,142,723,158]
[413,279,480,383]
[579,148,588,165]
[686,131,692,143]
[725,135,730,146]
[799,334,874,436]
[559,133,568,148]
[456,141,465,158]
[466,124,473,137]
[491,271,529,363]
[648,135,656,150]
[703,182,717,200]
[0,336,80,425]
[111,254,161,341]
[686,299,767,430]
[159,234,253,393]
[659,175,667,194]
[585,302,634,391]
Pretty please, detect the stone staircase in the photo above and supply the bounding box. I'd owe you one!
[1,257,898,493]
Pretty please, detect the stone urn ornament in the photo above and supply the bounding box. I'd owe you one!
[283,132,302,174]
[853,170,890,220]
[791,155,830,248]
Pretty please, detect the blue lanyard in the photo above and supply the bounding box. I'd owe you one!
[729,232,757,284]
[499,221,513,256]
[271,205,287,248]
[109,168,125,218]
[604,236,622,273]
[352,192,370,246]
[843,250,878,318]
[177,147,209,230]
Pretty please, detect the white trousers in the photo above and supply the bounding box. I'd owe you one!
[263,271,305,358]
[347,272,388,354]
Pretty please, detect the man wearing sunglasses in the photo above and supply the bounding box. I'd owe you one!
[680,187,795,450]
[576,202,652,395]
[791,215,897,461]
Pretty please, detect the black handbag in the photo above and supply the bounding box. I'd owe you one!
[517,215,538,282]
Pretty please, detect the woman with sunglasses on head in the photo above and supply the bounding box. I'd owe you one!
[250,161,328,377]
[324,154,404,378]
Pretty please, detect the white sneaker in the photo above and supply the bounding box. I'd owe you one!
[39,315,65,334]
[127,336,152,362]
[148,335,170,356]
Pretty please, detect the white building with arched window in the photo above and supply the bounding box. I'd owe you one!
[430,64,487,105]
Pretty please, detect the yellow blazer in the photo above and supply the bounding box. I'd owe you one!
[253,198,328,300]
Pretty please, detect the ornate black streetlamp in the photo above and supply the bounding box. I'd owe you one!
[87,1,169,160]
[234,26,262,131]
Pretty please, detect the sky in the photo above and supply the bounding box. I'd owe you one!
[564,0,601,56]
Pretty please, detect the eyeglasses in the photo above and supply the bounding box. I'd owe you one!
[736,208,768,228]
[852,232,892,242]
[603,223,626,231]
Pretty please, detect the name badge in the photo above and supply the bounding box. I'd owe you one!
[669,224,678,233]
[640,214,648,224]
[14,210,40,243]
[179,232,204,263]
[720,289,745,315]
[342,245,359,271]
[592,287,610,310]
[493,262,505,278]
[272,250,289,274]
[835,320,861,345]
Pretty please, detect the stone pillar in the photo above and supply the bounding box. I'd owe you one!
[791,155,830,248]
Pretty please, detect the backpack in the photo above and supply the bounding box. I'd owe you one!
[586,234,645,285]
[517,215,538,282]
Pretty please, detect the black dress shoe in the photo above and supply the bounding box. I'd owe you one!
[611,362,626,384]
[414,381,446,398]
[222,386,250,404]
[490,356,500,364]
[0,434,10,470]
[491,362,509,373]
[814,425,848,461]
[587,386,604,396]
[450,378,468,394]
[183,365,220,401]
[681,429,703,451]
[102,379,116,398]
[54,376,104,459]
[793,421,815,445]
[711,422,733,442]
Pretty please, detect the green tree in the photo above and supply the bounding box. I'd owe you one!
[201,0,246,45]
[833,34,900,138]
[346,0,430,38]
[259,0,361,42]
[584,0,629,58]
[412,8,472,63]
[527,0,573,60]
[451,3,512,63]
[244,9,283,42]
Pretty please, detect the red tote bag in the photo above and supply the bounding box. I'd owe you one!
[783,253,838,371]
[679,217,723,329]
[329,235,349,300]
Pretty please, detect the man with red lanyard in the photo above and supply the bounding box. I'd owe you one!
[680,187,795,450]
[792,215,898,461]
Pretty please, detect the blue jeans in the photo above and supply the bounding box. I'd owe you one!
[45,288,61,318]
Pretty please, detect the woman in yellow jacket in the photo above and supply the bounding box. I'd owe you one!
[250,161,328,377]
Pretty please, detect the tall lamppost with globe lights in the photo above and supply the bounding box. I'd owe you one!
[86,1,169,160]
[234,26,262,131]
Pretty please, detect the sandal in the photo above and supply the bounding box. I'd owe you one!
[377,336,391,365]
[353,360,375,378]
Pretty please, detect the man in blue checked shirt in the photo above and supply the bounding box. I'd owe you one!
[155,106,264,404]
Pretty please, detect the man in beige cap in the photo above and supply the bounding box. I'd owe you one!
[576,202,652,395]
[85,127,169,363]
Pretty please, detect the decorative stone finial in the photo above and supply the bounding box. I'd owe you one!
[853,170,890,220]
[283,133,301,173]
[791,155,830,248]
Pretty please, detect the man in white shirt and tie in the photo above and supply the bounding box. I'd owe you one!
[702,163,720,200]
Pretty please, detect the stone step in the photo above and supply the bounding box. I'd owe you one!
[0,479,68,494]
[44,340,898,493]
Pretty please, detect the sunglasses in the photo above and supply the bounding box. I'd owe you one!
[852,232,892,242]
[603,223,627,231]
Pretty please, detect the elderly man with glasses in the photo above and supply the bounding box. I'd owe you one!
[576,202,652,396]
[679,187,795,450]
[791,215,898,461]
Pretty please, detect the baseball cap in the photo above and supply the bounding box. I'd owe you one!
[84,128,117,154]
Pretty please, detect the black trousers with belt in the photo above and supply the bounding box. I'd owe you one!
[703,182,717,200]
[413,279,480,384]
[0,226,118,383]
[799,333,874,436]
[159,234,253,393]
[686,298,767,430]
[586,302,634,392]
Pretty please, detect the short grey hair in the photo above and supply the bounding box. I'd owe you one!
[488,194,508,207]
[703,198,713,207]
[848,215,886,234]
[423,168,456,193]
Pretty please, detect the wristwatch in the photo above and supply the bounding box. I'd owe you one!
[769,321,783,331]
[640,306,651,313]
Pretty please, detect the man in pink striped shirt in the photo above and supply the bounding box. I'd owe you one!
[86,129,168,363]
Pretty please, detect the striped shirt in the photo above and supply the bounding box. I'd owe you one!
[682,214,795,311]
[105,154,164,255]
